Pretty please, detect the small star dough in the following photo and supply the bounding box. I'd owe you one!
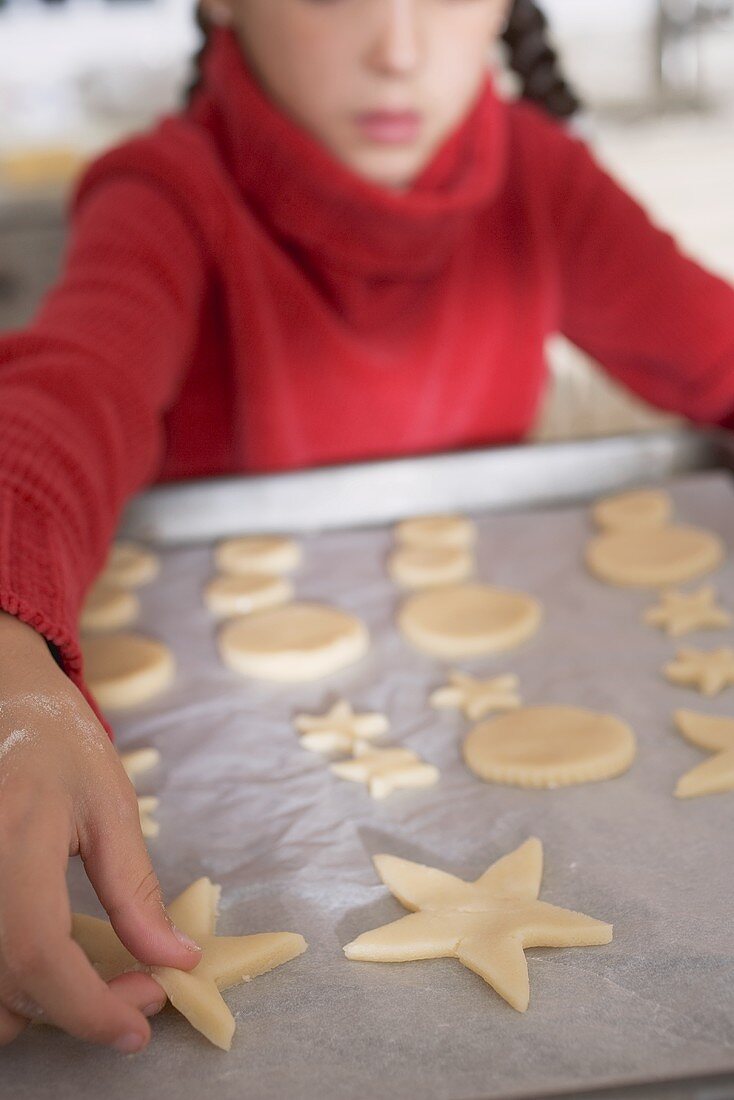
[72,878,307,1051]
[218,602,369,682]
[664,647,734,696]
[82,633,175,710]
[80,581,140,633]
[430,671,521,721]
[592,489,672,531]
[343,838,612,1012]
[137,796,160,838]
[399,583,542,660]
[215,536,301,576]
[331,745,439,799]
[204,573,293,617]
[463,705,637,788]
[388,545,474,589]
[395,514,476,550]
[100,540,160,589]
[643,586,730,637]
[295,700,389,755]
[673,709,734,798]
[586,524,724,588]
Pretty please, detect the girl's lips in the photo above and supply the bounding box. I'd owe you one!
[355,110,423,145]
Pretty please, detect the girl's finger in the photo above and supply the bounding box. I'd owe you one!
[0,1003,28,1046]
[108,971,168,1017]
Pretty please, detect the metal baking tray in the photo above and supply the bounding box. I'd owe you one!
[6,428,734,1100]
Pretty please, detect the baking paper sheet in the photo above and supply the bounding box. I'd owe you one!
[5,471,734,1099]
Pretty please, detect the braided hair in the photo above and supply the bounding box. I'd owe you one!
[186,1,581,120]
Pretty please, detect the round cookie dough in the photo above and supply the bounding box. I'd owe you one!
[394,514,476,550]
[80,582,140,633]
[204,573,293,618]
[82,633,175,710]
[586,524,724,588]
[592,489,672,532]
[388,545,474,589]
[215,536,301,576]
[101,541,159,589]
[398,583,542,659]
[218,602,369,682]
[463,705,637,788]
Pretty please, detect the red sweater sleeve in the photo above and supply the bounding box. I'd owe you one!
[0,177,206,727]
[546,120,734,423]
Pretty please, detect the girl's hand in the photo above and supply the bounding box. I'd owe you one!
[0,611,202,1053]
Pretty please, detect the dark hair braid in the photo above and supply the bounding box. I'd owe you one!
[501,0,582,119]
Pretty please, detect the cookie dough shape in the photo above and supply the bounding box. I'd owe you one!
[463,705,637,788]
[592,489,672,532]
[674,709,734,798]
[295,700,389,755]
[586,524,723,588]
[430,671,521,721]
[395,514,476,550]
[120,749,162,837]
[100,540,160,589]
[664,647,734,696]
[80,581,140,633]
[331,746,439,799]
[72,879,307,1050]
[343,838,612,1012]
[204,573,293,618]
[399,583,541,660]
[218,602,369,682]
[644,586,730,637]
[388,545,474,589]
[215,536,301,576]
[82,633,175,710]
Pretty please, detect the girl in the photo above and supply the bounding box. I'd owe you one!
[0,0,733,1057]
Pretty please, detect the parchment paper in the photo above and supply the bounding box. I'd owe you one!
[5,471,734,1100]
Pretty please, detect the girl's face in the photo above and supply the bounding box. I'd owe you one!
[202,0,511,190]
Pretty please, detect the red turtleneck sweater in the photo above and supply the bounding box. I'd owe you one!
[1,28,734,726]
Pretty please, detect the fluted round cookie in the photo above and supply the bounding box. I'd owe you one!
[215,536,301,576]
[80,581,140,633]
[592,489,672,532]
[398,583,541,659]
[204,573,293,617]
[586,524,723,588]
[463,705,637,788]
[388,545,474,589]
[394,514,476,550]
[218,602,369,681]
[101,540,160,588]
[82,633,175,710]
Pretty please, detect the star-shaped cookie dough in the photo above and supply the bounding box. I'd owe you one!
[120,748,161,838]
[294,700,389,755]
[430,671,521,721]
[673,710,734,798]
[644,587,730,638]
[344,838,612,1012]
[72,878,307,1050]
[664,647,734,696]
[331,746,439,799]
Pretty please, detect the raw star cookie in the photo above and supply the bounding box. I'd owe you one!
[295,700,389,755]
[399,583,541,659]
[100,540,160,588]
[388,545,474,589]
[218,602,369,682]
[430,671,521,721]
[344,838,612,1012]
[586,524,723,587]
[80,581,140,633]
[463,705,637,788]
[82,633,175,710]
[204,573,293,617]
[592,489,672,532]
[72,878,307,1051]
[643,586,730,637]
[331,746,439,799]
[215,536,301,576]
[673,710,734,798]
[664,647,734,696]
[394,514,476,550]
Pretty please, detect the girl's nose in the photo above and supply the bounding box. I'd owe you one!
[367,0,422,76]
